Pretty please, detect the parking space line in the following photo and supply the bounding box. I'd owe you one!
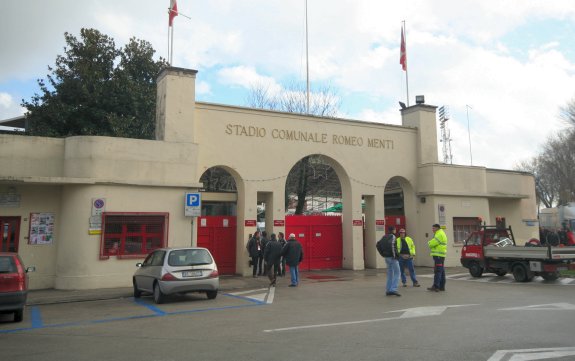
[30,306,43,328]
[133,298,167,315]
[0,294,266,334]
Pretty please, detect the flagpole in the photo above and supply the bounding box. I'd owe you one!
[170,25,174,65]
[403,21,410,106]
[305,0,310,114]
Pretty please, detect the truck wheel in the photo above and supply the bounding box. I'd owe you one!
[494,270,507,277]
[541,272,559,281]
[469,262,484,278]
[512,264,533,282]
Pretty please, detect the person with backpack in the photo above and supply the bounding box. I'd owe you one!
[376,226,401,296]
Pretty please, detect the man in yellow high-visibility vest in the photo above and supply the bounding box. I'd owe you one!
[427,224,447,292]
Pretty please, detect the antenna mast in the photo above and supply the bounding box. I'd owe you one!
[438,106,453,164]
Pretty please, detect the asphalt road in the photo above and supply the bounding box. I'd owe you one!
[1,270,574,361]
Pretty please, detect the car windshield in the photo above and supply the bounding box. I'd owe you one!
[0,256,16,273]
[168,249,213,267]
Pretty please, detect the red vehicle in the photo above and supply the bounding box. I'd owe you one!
[461,226,575,282]
[0,253,34,322]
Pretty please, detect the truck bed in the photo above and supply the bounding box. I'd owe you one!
[484,245,575,260]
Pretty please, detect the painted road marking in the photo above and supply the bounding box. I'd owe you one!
[420,273,575,285]
[228,287,275,304]
[263,304,475,333]
[0,292,267,334]
[499,303,575,311]
[488,347,575,361]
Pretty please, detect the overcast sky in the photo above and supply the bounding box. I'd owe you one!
[1,0,574,170]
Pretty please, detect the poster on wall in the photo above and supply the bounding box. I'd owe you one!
[29,212,55,245]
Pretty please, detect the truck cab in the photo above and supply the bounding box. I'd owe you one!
[461,226,514,278]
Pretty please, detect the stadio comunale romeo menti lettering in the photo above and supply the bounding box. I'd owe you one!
[224,124,394,149]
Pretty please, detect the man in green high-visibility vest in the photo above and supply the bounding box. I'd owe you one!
[427,224,447,292]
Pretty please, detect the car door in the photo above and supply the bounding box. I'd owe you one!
[137,251,163,293]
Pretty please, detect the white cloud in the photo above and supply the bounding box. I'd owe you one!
[2,0,575,171]
[217,66,281,93]
[196,81,212,95]
[0,92,25,120]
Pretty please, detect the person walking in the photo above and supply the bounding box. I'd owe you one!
[427,224,448,292]
[281,233,303,287]
[277,232,287,276]
[263,233,283,286]
[397,229,420,287]
[259,231,269,276]
[246,231,262,277]
[376,226,401,296]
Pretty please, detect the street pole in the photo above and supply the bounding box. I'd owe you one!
[466,104,473,166]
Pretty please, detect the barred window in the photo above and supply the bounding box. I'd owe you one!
[453,217,481,244]
[100,213,169,259]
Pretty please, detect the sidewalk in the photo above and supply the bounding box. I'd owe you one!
[26,267,444,306]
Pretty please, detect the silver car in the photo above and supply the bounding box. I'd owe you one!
[133,247,220,304]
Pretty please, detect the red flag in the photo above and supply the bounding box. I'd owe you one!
[400,27,407,71]
[169,0,178,27]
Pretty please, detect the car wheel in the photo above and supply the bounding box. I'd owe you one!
[512,263,533,282]
[14,308,23,323]
[133,280,142,298]
[469,262,484,278]
[494,269,507,277]
[153,283,165,304]
[541,272,559,281]
[206,290,218,300]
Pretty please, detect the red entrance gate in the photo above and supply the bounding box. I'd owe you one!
[285,215,342,271]
[0,217,20,252]
[197,216,236,275]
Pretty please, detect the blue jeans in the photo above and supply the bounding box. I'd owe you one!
[288,264,299,286]
[433,256,446,289]
[399,257,418,285]
[384,257,400,293]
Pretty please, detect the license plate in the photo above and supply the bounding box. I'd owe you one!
[182,270,202,277]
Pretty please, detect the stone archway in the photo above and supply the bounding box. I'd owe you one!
[284,154,351,270]
[197,166,243,274]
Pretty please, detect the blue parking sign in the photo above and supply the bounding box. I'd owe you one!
[185,193,201,216]
[186,193,201,207]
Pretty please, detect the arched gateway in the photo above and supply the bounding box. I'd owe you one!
[0,67,538,289]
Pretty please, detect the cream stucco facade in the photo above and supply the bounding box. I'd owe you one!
[0,67,538,290]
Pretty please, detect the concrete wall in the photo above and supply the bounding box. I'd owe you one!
[0,67,539,289]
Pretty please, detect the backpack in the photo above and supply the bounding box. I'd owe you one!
[376,234,395,258]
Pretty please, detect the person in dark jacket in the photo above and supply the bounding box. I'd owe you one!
[263,233,283,286]
[278,232,287,276]
[281,233,303,287]
[246,231,262,277]
[259,231,269,276]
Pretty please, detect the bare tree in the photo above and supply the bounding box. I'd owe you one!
[247,82,340,117]
[516,96,575,208]
[247,82,342,213]
[540,130,575,204]
[515,158,558,208]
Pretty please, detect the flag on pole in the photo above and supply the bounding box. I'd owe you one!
[169,0,178,27]
[400,27,407,71]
